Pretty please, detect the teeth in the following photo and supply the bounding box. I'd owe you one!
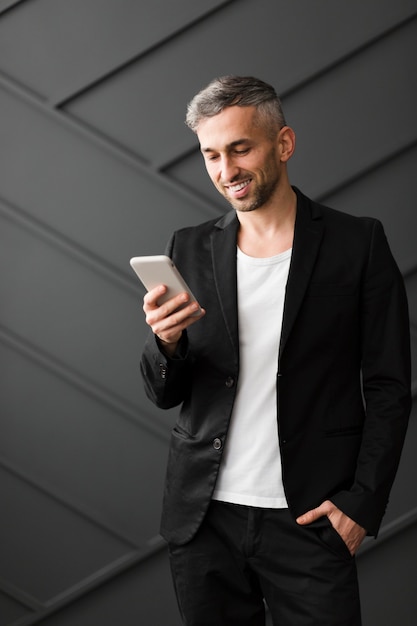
[229,180,250,192]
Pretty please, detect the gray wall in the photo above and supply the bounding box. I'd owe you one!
[0,1,416,624]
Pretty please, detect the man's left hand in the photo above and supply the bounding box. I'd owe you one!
[296,500,367,556]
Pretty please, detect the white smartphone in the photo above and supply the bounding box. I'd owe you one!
[129,255,202,314]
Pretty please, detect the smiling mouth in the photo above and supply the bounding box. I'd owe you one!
[226,179,252,193]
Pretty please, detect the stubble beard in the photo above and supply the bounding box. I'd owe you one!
[225,174,280,213]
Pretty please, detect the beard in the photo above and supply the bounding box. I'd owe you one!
[224,173,280,213]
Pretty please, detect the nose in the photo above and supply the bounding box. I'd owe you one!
[220,155,239,183]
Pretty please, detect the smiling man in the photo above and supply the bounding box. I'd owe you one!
[140,76,411,625]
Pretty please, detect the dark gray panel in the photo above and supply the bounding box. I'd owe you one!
[66,0,417,167]
[32,548,181,626]
[0,0,228,100]
[0,86,215,274]
[284,17,417,198]
[0,468,133,603]
[0,211,158,411]
[358,522,417,625]
[322,145,417,275]
[0,343,169,544]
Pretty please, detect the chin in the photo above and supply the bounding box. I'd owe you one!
[235,204,259,213]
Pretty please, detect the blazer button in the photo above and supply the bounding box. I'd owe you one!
[213,438,222,450]
[159,363,168,379]
[225,377,235,388]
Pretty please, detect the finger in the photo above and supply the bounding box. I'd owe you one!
[153,311,205,348]
[296,502,329,525]
[296,510,318,525]
[144,287,195,319]
[146,295,198,328]
[149,303,205,340]
[143,284,168,312]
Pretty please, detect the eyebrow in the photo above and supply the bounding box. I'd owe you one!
[201,138,252,154]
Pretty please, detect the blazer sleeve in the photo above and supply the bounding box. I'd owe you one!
[140,330,192,409]
[331,219,412,535]
[140,232,194,409]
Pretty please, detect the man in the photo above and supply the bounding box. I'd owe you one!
[140,76,411,625]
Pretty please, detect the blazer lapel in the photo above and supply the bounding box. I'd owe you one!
[209,191,323,364]
[211,211,240,361]
[279,190,324,359]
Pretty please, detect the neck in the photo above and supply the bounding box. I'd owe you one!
[237,185,297,257]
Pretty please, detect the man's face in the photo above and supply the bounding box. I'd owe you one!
[197,106,284,213]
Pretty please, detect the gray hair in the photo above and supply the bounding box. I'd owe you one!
[185,76,286,135]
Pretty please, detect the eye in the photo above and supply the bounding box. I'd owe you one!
[234,148,250,155]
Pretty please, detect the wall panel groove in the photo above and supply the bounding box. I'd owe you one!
[0,73,219,225]
[311,141,417,208]
[281,10,417,100]
[0,325,169,441]
[52,0,238,108]
[0,0,237,102]
[0,578,42,612]
[0,197,138,295]
[5,541,167,626]
[0,457,140,549]
[360,508,417,556]
[0,0,26,18]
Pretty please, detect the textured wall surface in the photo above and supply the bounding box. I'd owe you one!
[0,1,416,624]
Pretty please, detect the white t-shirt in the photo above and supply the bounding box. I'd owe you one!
[212,246,291,508]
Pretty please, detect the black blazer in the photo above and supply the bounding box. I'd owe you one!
[141,188,411,545]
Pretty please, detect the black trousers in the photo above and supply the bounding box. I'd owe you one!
[168,501,361,626]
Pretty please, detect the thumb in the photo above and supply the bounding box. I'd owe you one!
[296,503,328,526]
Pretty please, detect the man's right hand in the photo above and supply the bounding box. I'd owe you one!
[143,285,205,356]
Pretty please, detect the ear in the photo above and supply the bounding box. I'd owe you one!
[278,126,296,163]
